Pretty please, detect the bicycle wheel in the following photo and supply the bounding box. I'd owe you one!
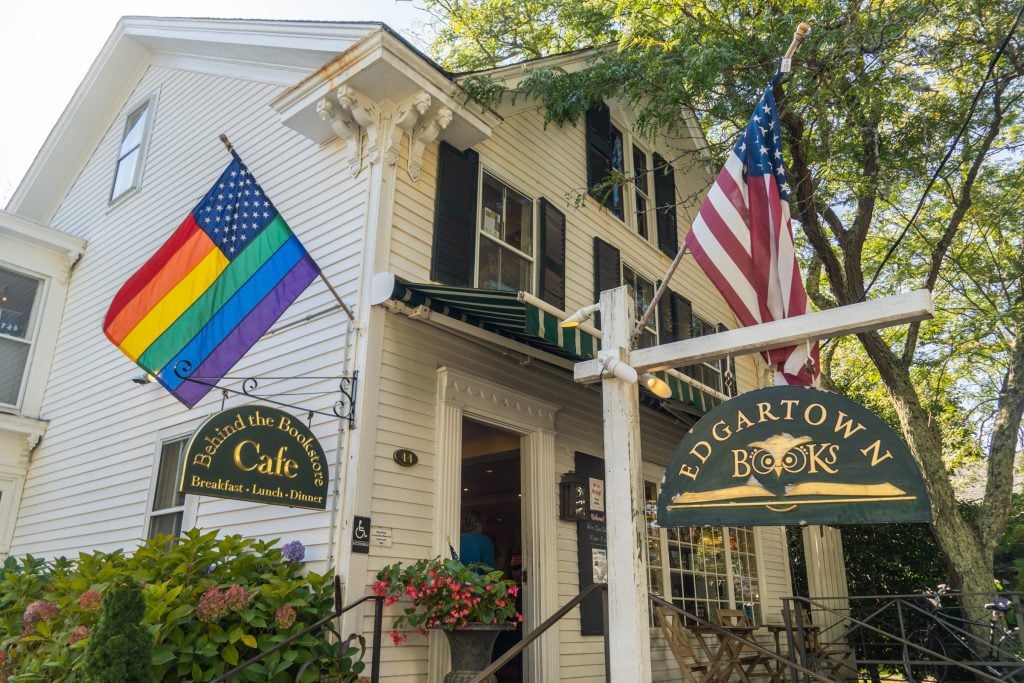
[995,628,1024,681]
[905,629,950,683]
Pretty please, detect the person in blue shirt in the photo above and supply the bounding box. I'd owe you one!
[459,509,496,570]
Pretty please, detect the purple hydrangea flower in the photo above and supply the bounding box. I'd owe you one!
[281,540,305,563]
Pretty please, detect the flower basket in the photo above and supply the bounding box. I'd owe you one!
[373,557,522,639]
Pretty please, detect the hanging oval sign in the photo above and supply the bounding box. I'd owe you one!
[180,405,328,510]
[393,449,419,467]
[658,385,930,527]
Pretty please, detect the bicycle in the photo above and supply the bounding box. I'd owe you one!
[903,585,1024,682]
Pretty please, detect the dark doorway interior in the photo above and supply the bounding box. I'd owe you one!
[461,418,522,683]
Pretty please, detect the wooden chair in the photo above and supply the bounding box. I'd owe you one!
[715,609,778,681]
[654,605,708,683]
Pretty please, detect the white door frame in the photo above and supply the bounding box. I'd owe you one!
[431,366,560,683]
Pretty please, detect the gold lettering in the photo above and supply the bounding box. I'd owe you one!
[806,443,839,474]
[757,402,780,423]
[833,411,867,439]
[779,399,799,420]
[690,441,712,463]
[735,410,754,431]
[192,453,212,468]
[678,463,700,480]
[711,421,732,441]
[276,447,298,478]
[804,403,827,426]
[733,449,752,477]
[233,440,261,472]
[860,439,894,466]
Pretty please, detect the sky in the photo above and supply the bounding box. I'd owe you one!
[0,1,434,207]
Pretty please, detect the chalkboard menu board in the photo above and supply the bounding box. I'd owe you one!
[575,451,607,636]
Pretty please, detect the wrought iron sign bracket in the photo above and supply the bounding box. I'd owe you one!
[173,362,358,428]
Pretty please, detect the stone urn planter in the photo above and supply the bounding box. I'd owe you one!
[441,623,516,683]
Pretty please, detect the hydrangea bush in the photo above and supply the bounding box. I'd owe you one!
[373,557,521,646]
[0,530,364,682]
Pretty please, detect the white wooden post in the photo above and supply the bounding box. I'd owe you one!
[600,286,653,681]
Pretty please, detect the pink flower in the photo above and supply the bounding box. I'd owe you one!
[223,584,250,612]
[371,580,389,597]
[515,612,523,622]
[275,604,296,630]
[0,649,6,668]
[390,630,407,646]
[22,600,59,632]
[78,590,103,613]
[68,625,90,644]
[384,596,399,606]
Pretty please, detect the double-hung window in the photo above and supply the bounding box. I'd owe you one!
[111,100,153,201]
[431,143,567,308]
[685,315,727,394]
[478,172,534,292]
[0,266,43,408]
[586,104,678,256]
[147,437,189,540]
[622,265,657,348]
[644,481,762,625]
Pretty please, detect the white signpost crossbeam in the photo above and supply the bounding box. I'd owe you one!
[577,289,934,383]
[584,286,933,682]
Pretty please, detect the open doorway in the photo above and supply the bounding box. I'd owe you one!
[461,417,523,683]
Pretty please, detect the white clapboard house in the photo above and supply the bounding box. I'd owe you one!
[0,16,847,681]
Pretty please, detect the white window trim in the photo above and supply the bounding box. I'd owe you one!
[473,166,538,295]
[0,264,48,412]
[109,92,158,204]
[142,425,199,541]
[621,262,659,344]
[642,475,764,624]
[630,140,655,244]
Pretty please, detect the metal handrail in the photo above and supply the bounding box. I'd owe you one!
[651,594,835,682]
[783,594,1010,683]
[213,576,383,683]
[469,583,611,683]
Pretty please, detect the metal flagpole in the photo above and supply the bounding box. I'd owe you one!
[218,134,356,323]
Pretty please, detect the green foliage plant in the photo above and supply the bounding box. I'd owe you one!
[0,530,365,682]
[82,576,153,683]
[373,557,521,645]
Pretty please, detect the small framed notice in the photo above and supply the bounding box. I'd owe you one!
[352,516,371,554]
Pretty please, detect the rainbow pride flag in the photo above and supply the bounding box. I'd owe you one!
[104,152,319,407]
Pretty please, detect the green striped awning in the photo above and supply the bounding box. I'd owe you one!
[373,274,720,415]
[382,277,598,361]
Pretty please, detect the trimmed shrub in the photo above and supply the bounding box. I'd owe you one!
[82,576,152,682]
[0,530,365,682]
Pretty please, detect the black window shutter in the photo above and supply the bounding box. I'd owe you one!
[653,153,678,257]
[538,199,567,310]
[658,290,693,343]
[586,105,612,193]
[592,237,621,328]
[430,142,479,286]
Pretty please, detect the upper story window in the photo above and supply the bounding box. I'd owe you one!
[0,266,42,408]
[685,315,734,395]
[479,172,534,292]
[431,143,566,308]
[111,100,153,201]
[622,264,657,348]
[586,104,679,257]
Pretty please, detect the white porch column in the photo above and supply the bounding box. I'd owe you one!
[802,525,852,638]
[600,286,653,682]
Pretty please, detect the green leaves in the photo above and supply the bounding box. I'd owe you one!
[0,532,363,682]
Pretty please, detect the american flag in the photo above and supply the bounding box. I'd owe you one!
[684,74,818,385]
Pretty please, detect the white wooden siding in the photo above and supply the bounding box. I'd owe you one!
[11,62,369,566]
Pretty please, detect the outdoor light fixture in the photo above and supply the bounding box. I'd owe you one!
[131,373,156,385]
[640,372,673,399]
[559,303,600,328]
[599,353,639,384]
[559,470,590,521]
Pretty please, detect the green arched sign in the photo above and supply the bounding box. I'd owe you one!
[657,386,930,527]
[180,405,328,510]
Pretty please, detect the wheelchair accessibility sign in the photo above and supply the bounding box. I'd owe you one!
[352,515,371,554]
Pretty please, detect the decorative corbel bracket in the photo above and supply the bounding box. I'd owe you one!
[381,92,432,168]
[61,251,82,285]
[316,85,376,177]
[409,107,453,181]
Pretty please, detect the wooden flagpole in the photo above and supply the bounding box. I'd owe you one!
[218,134,356,322]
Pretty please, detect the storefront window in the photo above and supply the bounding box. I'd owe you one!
[644,481,762,625]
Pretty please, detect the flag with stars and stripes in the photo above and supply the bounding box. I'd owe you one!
[683,73,818,385]
[103,151,320,407]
